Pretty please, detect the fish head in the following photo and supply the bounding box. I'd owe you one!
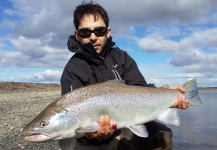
[22,103,78,142]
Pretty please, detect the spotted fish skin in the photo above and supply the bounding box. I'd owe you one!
[22,79,202,143]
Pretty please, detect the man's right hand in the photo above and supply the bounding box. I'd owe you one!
[86,115,117,140]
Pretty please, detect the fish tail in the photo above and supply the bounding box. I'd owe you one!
[183,79,202,106]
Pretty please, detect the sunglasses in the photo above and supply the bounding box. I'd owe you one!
[77,27,108,38]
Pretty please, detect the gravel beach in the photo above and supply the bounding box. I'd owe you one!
[0,82,62,150]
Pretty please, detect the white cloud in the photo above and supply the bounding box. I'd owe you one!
[166,73,207,78]
[104,0,217,25]
[3,8,19,16]
[137,27,217,52]
[15,70,62,83]
[170,50,217,68]
[0,20,17,28]
[135,27,217,79]
[0,35,72,67]
[180,27,217,50]
[137,36,180,52]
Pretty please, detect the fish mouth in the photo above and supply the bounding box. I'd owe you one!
[23,132,53,142]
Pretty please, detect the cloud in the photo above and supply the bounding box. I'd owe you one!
[3,8,19,16]
[166,73,207,78]
[105,0,217,25]
[0,20,17,28]
[180,27,217,50]
[14,70,62,83]
[0,34,72,67]
[137,36,180,53]
[136,27,217,52]
[0,0,78,68]
[135,26,217,78]
[10,0,78,38]
[169,28,217,74]
[170,51,217,69]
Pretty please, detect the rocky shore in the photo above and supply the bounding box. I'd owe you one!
[0,82,62,150]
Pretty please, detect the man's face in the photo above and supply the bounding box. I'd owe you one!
[75,14,111,54]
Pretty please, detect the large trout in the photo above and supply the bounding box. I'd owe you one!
[22,79,202,143]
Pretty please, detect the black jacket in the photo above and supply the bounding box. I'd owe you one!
[61,35,147,95]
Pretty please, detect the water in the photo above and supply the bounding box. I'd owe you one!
[167,90,217,150]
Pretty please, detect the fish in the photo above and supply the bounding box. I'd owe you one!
[22,79,202,143]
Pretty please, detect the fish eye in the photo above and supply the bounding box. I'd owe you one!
[40,121,48,127]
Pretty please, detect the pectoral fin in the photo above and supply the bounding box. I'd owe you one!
[75,122,100,134]
[128,124,149,138]
[121,124,149,140]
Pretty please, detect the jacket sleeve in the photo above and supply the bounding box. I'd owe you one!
[122,52,148,87]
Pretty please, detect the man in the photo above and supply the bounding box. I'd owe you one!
[60,1,189,150]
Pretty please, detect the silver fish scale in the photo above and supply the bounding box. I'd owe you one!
[68,90,179,129]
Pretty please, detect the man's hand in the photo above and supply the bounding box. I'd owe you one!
[170,85,190,110]
[86,115,117,140]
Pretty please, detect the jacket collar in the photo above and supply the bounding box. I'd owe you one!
[67,35,115,65]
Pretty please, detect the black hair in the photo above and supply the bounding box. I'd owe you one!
[73,1,109,30]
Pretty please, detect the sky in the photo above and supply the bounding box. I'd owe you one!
[0,0,217,87]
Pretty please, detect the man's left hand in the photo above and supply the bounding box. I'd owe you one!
[170,85,190,110]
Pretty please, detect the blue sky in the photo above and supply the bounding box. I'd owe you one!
[0,0,217,87]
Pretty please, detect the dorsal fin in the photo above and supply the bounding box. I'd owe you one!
[105,79,125,85]
[161,84,169,89]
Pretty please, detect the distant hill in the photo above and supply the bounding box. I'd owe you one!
[199,87,217,90]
